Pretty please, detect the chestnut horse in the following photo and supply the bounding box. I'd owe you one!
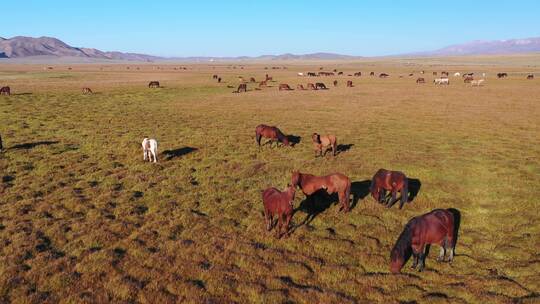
[390,209,458,273]
[278,83,293,90]
[527,74,534,80]
[235,83,247,93]
[148,81,160,88]
[255,124,290,149]
[82,87,93,94]
[370,169,409,209]
[312,133,337,157]
[262,185,296,238]
[346,80,353,87]
[291,171,351,213]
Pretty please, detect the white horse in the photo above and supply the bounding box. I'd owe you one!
[471,79,485,86]
[142,138,158,163]
[297,72,304,77]
[434,78,449,85]
[454,72,461,77]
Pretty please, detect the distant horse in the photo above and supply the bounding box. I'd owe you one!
[390,209,458,273]
[346,80,353,87]
[463,76,474,83]
[441,71,449,76]
[0,86,10,95]
[527,74,534,80]
[370,168,409,209]
[354,72,362,76]
[218,77,222,83]
[315,82,327,90]
[265,74,273,81]
[250,77,256,83]
[416,78,425,84]
[312,133,337,157]
[333,80,338,87]
[291,171,351,213]
[307,72,317,77]
[370,72,375,76]
[82,87,93,94]
[297,84,306,90]
[338,71,343,75]
[433,72,437,76]
[454,72,461,77]
[278,83,293,91]
[471,79,485,86]
[297,72,304,77]
[307,83,317,90]
[497,73,508,78]
[379,73,389,78]
[234,83,247,93]
[433,78,449,85]
[212,74,218,79]
[259,80,267,87]
[262,185,296,238]
[148,81,160,88]
[142,138,158,163]
[255,124,290,149]
[238,77,245,83]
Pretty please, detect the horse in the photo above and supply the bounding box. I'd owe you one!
[297,84,306,90]
[379,73,389,78]
[338,72,343,75]
[297,72,304,77]
[250,77,256,83]
[433,78,449,85]
[463,76,474,83]
[218,77,222,83]
[347,80,353,87]
[471,79,485,86]
[148,81,160,88]
[278,83,293,91]
[441,71,449,76]
[0,86,11,96]
[259,80,267,87]
[312,133,337,157]
[354,72,361,77]
[416,78,425,84]
[82,87,93,94]
[234,83,247,93]
[432,72,437,76]
[497,73,508,78]
[307,83,317,90]
[390,209,458,273]
[370,168,409,209]
[291,171,351,213]
[527,74,534,80]
[212,74,218,79]
[454,72,461,77]
[142,138,158,163]
[315,82,327,90]
[307,72,317,77]
[255,124,290,149]
[333,80,338,87]
[370,72,375,76]
[262,185,296,238]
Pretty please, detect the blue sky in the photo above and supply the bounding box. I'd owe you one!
[2,1,539,57]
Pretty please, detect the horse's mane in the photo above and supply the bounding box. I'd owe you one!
[391,219,415,261]
[275,128,287,141]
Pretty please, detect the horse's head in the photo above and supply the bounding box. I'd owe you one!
[390,249,404,274]
[311,133,321,144]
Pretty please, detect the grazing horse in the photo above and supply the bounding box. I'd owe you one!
[370,169,409,209]
[333,80,338,87]
[315,82,327,90]
[379,73,389,78]
[259,80,267,87]
[235,83,247,93]
[433,78,449,85]
[497,73,508,78]
[142,138,158,163]
[250,77,256,83]
[297,72,304,77]
[278,83,293,91]
[390,209,458,273]
[212,74,218,79]
[354,72,361,76]
[291,171,351,213]
[255,124,290,149]
[297,84,306,90]
[307,72,317,77]
[471,79,485,86]
[82,87,93,94]
[463,76,474,83]
[0,86,10,95]
[218,77,222,83]
[307,83,317,90]
[312,133,337,157]
[346,80,353,87]
[416,78,425,84]
[370,72,375,76]
[527,74,534,80]
[262,185,296,238]
[148,81,160,88]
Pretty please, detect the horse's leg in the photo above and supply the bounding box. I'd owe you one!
[388,190,397,208]
[152,150,158,163]
[284,213,292,238]
[437,239,446,262]
[276,214,283,238]
[447,230,455,263]
[411,253,419,269]
[417,245,427,272]
[265,211,272,231]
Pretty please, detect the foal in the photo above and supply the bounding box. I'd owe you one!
[312,133,337,157]
[262,185,296,238]
[142,138,158,163]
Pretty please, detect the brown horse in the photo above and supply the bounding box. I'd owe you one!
[527,74,534,80]
[0,86,10,96]
[497,72,508,78]
[333,80,338,87]
[379,73,389,78]
[259,80,267,87]
[370,72,375,76]
[212,74,218,79]
[390,209,458,273]
[235,83,247,93]
[250,77,256,83]
[148,81,160,88]
[346,80,353,87]
[218,77,222,83]
[278,83,293,90]
[354,72,362,76]
[416,78,425,84]
[463,76,474,83]
[315,82,327,90]
[82,87,93,94]
[291,171,351,213]
[255,124,290,149]
[312,133,337,157]
[262,185,296,238]
[370,169,409,209]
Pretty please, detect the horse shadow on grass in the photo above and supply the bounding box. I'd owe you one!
[162,147,198,160]
[286,135,301,146]
[336,143,354,155]
[10,141,59,150]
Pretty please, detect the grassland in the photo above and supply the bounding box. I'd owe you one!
[0,58,539,303]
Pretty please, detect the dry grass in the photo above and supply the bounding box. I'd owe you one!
[0,58,539,303]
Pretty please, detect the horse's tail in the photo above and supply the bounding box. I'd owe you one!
[400,177,409,209]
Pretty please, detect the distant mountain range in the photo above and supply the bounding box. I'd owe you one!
[1,36,540,62]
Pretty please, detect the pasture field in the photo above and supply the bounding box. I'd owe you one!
[0,58,539,303]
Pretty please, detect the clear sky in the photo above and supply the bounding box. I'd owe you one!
[2,1,539,57]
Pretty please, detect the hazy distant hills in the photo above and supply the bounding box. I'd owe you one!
[1,36,540,62]
[407,37,540,56]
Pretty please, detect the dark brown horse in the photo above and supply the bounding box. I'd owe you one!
[148,81,160,88]
[346,80,353,87]
[278,83,293,90]
[235,83,247,93]
[296,84,305,90]
[333,80,338,87]
[390,209,458,273]
[0,86,11,96]
[218,77,222,83]
[379,73,389,78]
[315,82,327,90]
[255,124,290,149]
[416,78,425,84]
[291,171,351,213]
[370,72,375,76]
[527,74,534,80]
[262,185,296,238]
[463,76,474,83]
[212,74,218,79]
[250,77,256,83]
[354,72,362,76]
[312,133,337,157]
[370,169,409,209]
[497,73,508,78]
[82,87,93,94]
